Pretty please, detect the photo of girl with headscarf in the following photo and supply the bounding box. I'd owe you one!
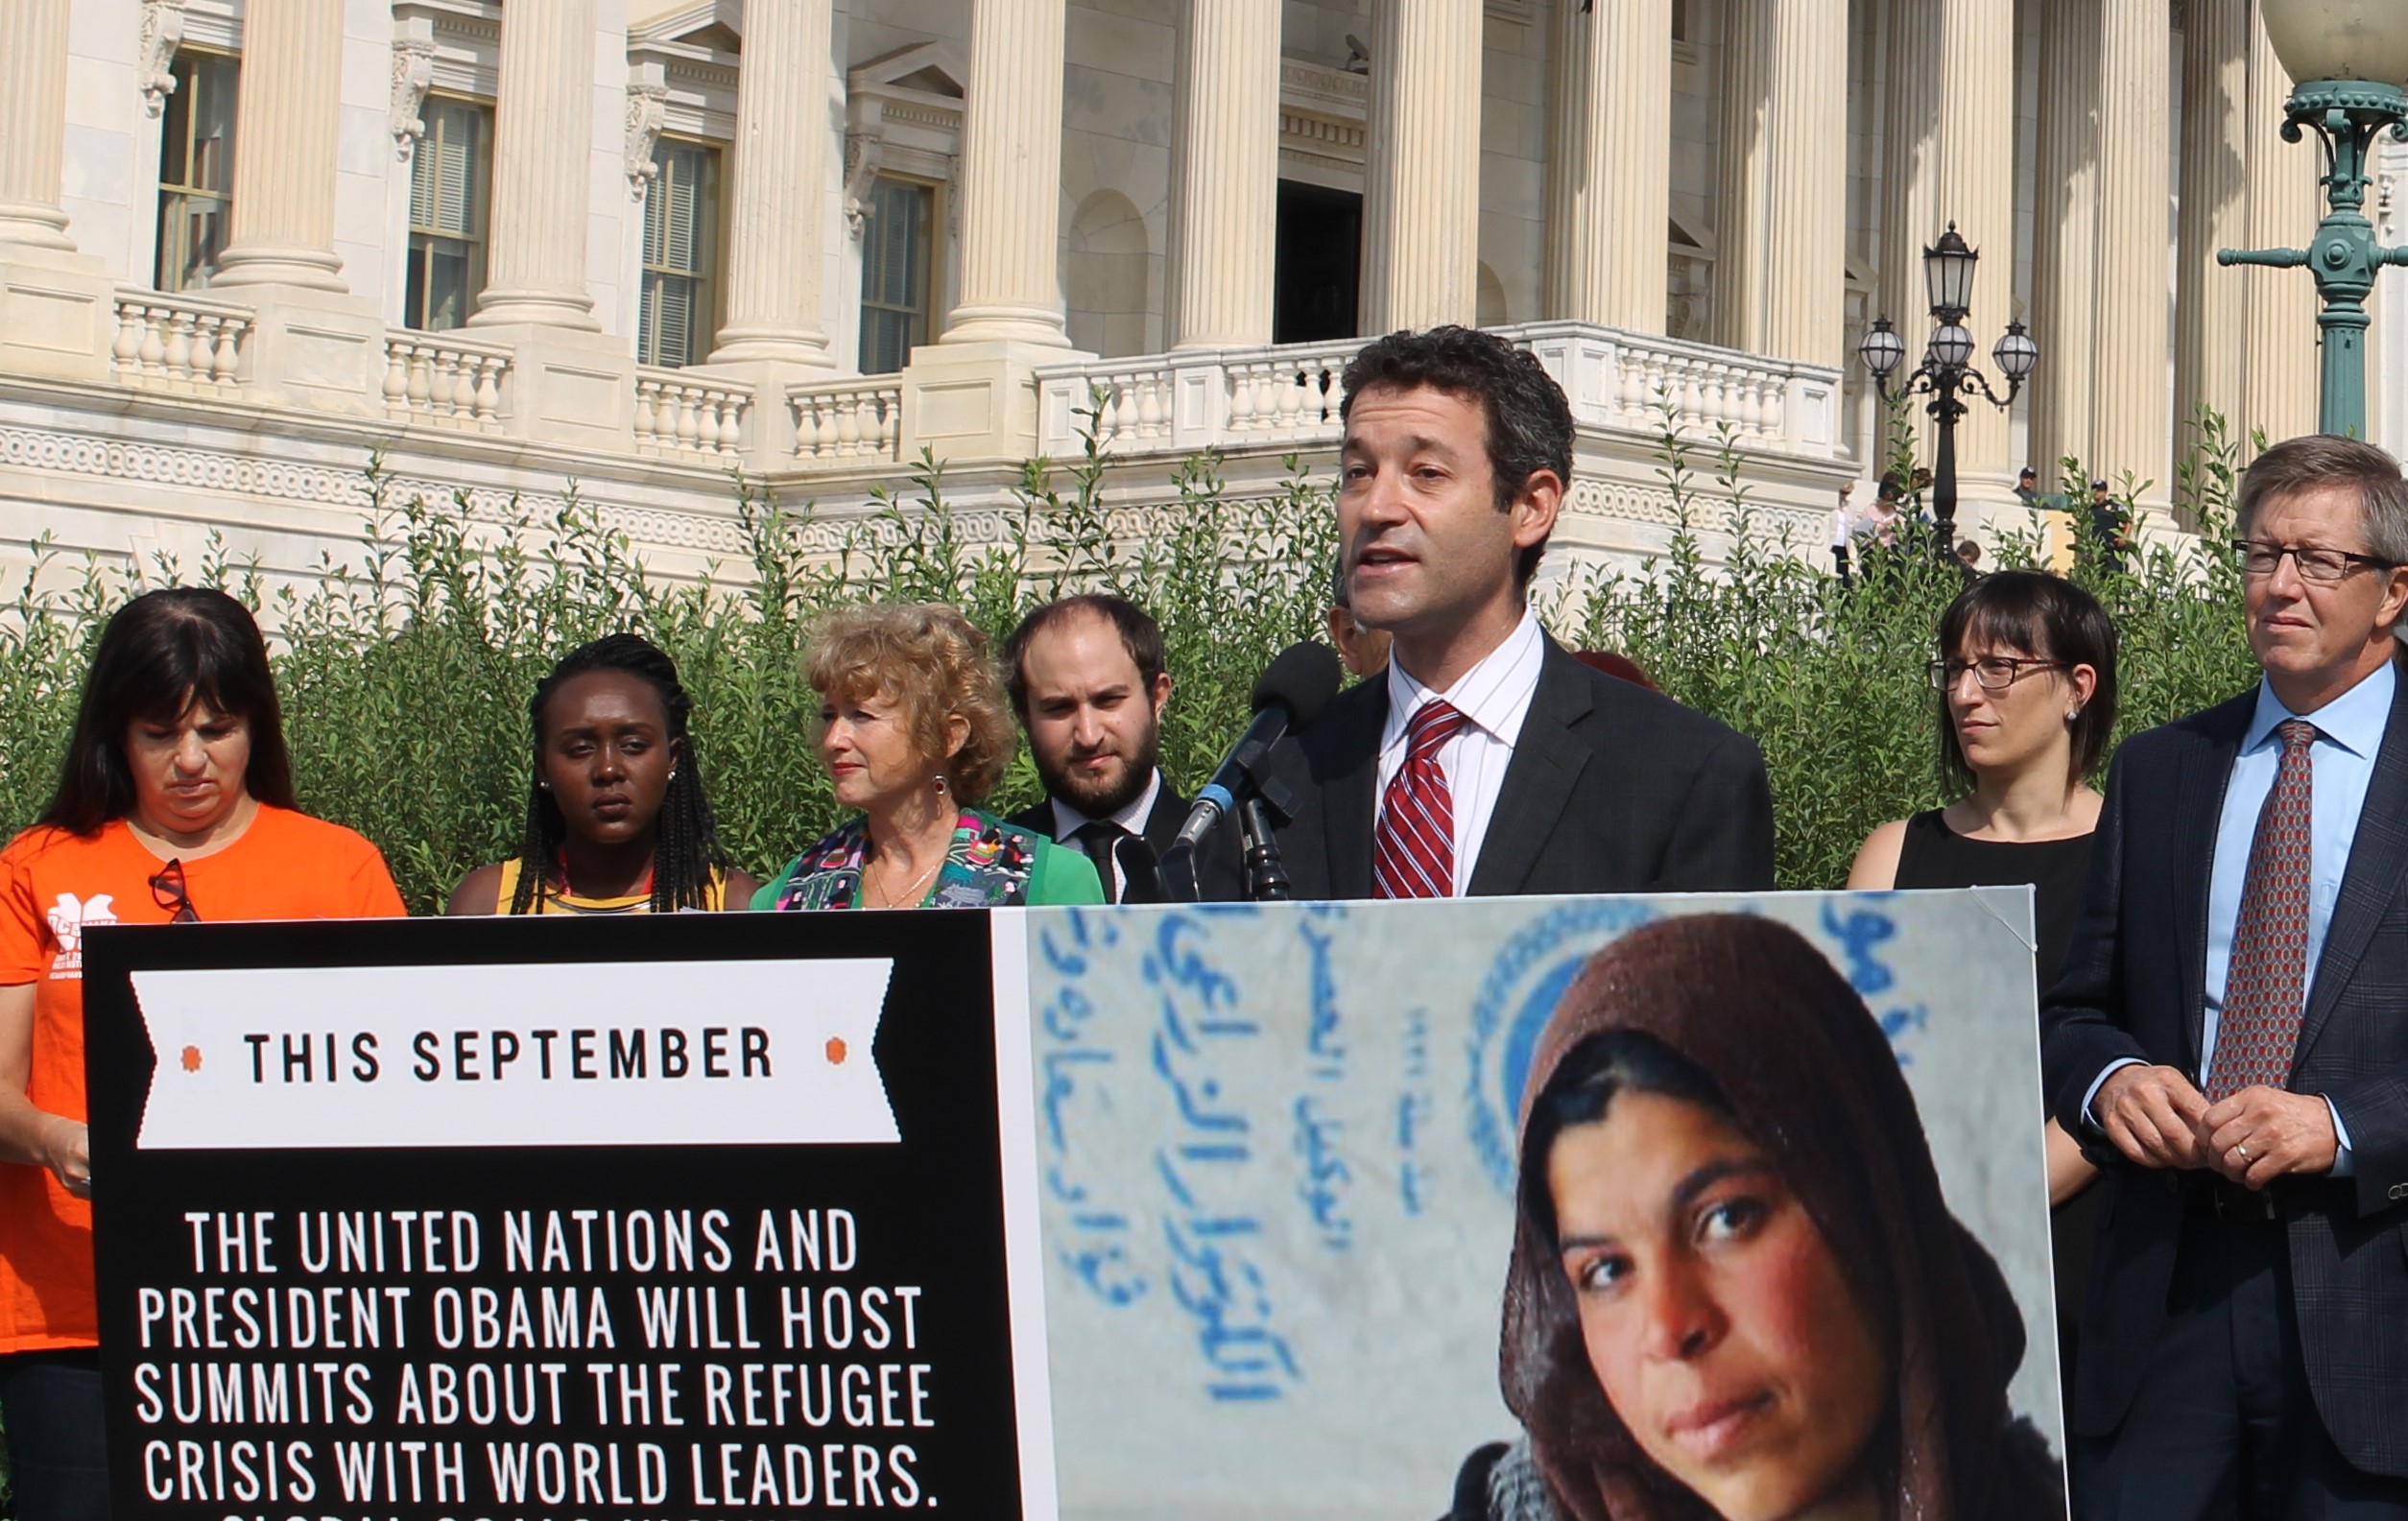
[1454,913,2062,1521]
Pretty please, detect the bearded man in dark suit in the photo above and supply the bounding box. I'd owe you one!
[1262,325,1774,899]
[2043,434,2408,1518]
[1001,594,1236,902]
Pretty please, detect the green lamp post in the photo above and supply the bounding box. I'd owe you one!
[2216,2,2408,438]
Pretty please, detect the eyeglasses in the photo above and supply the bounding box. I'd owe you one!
[1928,657,2065,692]
[148,859,200,923]
[2229,540,2397,583]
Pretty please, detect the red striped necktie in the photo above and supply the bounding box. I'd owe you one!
[1373,699,1469,899]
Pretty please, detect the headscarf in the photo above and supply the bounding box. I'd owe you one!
[1498,914,2056,1521]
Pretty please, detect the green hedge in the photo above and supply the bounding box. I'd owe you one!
[0,410,2261,909]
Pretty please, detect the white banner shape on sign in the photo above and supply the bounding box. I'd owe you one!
[131,959,896,1150]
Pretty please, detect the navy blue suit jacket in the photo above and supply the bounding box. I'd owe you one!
[2040,665,2408,1472]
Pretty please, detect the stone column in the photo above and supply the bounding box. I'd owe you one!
[2241,1,2318,448]
[211,0,346,290]
[1713,0,1847,366]
[2089,0,2171,501]
[940,0,1072,347]
[708,0,835,364]
[1877,1,2015,482]
[471,0,600,330]
[0,0,74,249]
[1546,0,1669,331]
[2177,0,2250,455]
[2028,0,2101,483]
[1167,0,1279,348]
[1360,0,1482,333]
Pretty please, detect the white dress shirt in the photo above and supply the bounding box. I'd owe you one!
[1377,608,1546,896]
[1048,769,1163,902]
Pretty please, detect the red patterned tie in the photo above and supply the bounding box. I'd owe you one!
[2205,719,2318,1103]
[1373,700,1469,899]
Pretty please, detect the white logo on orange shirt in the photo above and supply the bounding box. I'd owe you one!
[46,892,116,979]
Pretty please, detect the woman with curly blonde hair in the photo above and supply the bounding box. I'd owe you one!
[754,604,1104,910]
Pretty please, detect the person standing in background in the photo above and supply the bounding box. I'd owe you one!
[2044,435,2408,1517]
[999,594,1238,903]
[1848,569,2119,1410]
[1831,481,1858,583]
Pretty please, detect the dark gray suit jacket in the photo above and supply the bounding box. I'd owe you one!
[2040,668,2408,1472]
[1263,637,1776,897]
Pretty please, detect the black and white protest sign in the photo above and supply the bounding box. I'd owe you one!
[82,913,1056,1521]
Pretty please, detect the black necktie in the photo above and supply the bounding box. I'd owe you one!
[1072,820,1126,904]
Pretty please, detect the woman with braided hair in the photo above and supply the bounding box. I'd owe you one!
[446,632,757,915]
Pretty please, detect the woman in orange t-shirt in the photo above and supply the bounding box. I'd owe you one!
[0,588,405,1521]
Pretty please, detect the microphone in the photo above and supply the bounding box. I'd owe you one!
[1171,641,1344,858]
[1113,833,1166,905]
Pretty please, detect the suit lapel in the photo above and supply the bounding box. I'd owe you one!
[1466,643,1593,897]
[2174,725,2239,1075]
[1141,784,1190,858]
[2297,671,2408,1063]
[1323,684,1386,899]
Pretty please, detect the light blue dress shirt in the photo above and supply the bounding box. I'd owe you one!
[2086,658,2392,1170]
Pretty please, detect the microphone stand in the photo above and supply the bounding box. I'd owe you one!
[1239,795,1292,902]
[1161,758,1299,904]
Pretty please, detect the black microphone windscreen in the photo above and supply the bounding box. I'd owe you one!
[1250,641,1344,730]
[1113,834,1166,905]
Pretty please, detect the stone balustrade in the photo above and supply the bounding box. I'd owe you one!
[634,370,750,460]
[382,332,512,433]
[1036,321,1843,462]
[110,290,251,394]
[789,378,901,465]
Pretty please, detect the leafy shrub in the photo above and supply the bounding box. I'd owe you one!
[0,427,1334,911]
[1562,405,2260,889]
[0,408,2264,908]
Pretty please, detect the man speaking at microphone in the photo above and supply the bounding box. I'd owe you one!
[1267,326,1775,898]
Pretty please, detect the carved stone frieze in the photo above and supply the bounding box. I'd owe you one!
[391,18,438,161]
[138,0,187,118]
[625,64,669,200]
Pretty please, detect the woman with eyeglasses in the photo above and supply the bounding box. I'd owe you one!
[1846,568,2118,1410]
[0,588,403,1521]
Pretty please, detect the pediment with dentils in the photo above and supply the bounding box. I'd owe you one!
[847,40,966,102]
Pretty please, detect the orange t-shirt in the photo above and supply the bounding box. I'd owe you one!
[0,806,406,1351]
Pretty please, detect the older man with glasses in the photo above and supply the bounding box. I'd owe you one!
[2043,435,2408,1518]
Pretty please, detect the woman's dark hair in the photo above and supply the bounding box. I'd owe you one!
[38,587,296,836]
[1518,1029,1729,1248]
[1936,569,2119,791]
[509,633,727,914]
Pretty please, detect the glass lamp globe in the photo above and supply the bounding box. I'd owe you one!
[2259,0,2408,87]
[1992,321,2038,381]
[1928,322,1976,369]
[1859,318,1906,379]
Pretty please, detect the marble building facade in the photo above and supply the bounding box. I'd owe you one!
[0,0,2386,605]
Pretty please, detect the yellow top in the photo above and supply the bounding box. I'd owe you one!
[494,857,728,915]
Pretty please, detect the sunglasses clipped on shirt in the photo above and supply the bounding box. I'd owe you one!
[149,859,200,923]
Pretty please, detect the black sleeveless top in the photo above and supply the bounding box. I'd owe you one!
[1891,809,2095,997]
